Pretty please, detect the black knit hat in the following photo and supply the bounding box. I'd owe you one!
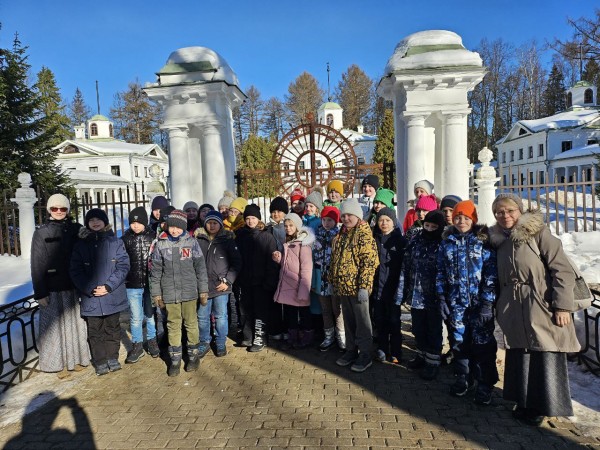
[440,195,462,210]
[166,209,188,230]
[151,195,169,211]
[199,203,215,212]
[424,210,446,229]
[269,197,289,214]
[85,208,109,228]
[160,206,176,223]
[243,204,261,220]
[376,207,398,228]
[362,174,380,190]
[129,207,148,227]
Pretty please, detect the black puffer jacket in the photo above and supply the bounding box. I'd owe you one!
[373,228,407,303]
[31,219,82,299]
[121,227,156,289]
[235,223,279,291]
[196,228,242,298]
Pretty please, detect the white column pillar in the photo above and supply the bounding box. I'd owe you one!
[166,126,193,209]
[200,124,227,206]
[10,173,37,259]
[393,107,408,217]
[403,114,427,207]
[473,148,500,226]
[441,113,469,200]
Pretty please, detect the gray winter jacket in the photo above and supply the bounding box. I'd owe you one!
[489,210,580,353]
[149,231,208,303]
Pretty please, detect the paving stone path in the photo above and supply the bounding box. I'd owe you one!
[1,326,598,449]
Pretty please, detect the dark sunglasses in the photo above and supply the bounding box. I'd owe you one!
[50,207,68,212]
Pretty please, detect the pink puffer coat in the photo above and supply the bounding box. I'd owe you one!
[274,227,315,307]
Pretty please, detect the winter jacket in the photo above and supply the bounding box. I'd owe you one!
[149,231,208,303]
[274,226,315,307]
[302,214,321,234]
[328,221,379,297]
[31,219,82,299]
[373,228,407,303]
[322,199,341,210]
[121,227,156,289]
[70,226,130,317]
[149,215,162,233]
[235,222,279,291]
[359,195,374,220]
[436,225,497,345]
[195,227,242,298]
[405,221,423,241]
[313,225,339,296]
[402,208,418,233]
[396,229,441,309]
[265,220,286,252]
[489,210,580,353]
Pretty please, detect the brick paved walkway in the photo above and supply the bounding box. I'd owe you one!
[1,327,598,449]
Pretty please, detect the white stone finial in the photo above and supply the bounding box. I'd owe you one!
[146,164,166,195]
[17,172,32,188]
[478,147,493,165]
[475,147,497,180]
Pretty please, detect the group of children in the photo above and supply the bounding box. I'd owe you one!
[62,174,499,405]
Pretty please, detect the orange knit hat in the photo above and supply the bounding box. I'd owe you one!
[452,200,478,224]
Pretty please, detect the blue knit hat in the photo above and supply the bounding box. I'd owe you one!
[204,210,224,229]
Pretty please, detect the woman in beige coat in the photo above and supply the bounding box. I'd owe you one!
[489,193,579,426]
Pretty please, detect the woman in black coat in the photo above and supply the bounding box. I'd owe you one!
[31,194,91,378]
[70,209,130,376]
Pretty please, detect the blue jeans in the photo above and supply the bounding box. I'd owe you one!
[126,288,156,343]
[198,294,229,348]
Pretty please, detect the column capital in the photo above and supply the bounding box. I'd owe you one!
[402,114,426,127]
[441,111,469,124]
[163,125,189,138]
[199,122,223,135]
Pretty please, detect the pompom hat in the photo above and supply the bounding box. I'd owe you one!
[217,190,236,208]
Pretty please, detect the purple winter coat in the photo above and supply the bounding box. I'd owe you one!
[274,227,315,307]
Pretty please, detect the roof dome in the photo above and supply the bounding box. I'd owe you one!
[384,30,482,74]
[90,114,110,121]
[158,47,239,86]
[318,102,342,110]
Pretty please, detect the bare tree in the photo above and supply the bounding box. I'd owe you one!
[285,72,324,125]
[335,64,373,130]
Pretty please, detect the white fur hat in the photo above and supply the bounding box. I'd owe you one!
[46,194,70,213]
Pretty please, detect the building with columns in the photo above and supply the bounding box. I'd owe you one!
[496,81,600,185]
[54,114,169,203]
[377,30,485,214]
[144,47,245,209]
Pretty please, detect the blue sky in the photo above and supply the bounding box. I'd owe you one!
[0,1,596,115]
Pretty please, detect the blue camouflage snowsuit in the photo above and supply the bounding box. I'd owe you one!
[436,225,499,386]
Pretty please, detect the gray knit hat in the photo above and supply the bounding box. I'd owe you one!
[340,198,363,219]
[46,194,70,213]
[182,201,199,212]
[305,190,323,211]
[217,190,236,209]
[284,212,303,231]
[414,179,434,196]
[492,193,524,213]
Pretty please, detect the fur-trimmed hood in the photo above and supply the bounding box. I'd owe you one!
[78,224,113,240]
[442,223,489,242]
[194,226,235,241]
[488,209,544,248]
[289,225,316,247]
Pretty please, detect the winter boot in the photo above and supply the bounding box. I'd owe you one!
[248,320,266,352]
[126,342,145,364]
[335,329,346,351]
[147,338,160,358]
[296,329,314,349]
[319,327,335,351]
[168,346,182,377]
[185,345,201,372]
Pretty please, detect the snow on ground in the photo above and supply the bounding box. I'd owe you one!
[0,256,33,306]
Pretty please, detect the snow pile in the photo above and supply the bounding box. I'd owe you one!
[520,109,599,133]
[559,231,600,284]
[0,255,33,306]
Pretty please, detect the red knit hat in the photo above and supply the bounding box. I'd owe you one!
[452,200,478,224]
[290,188,305,203]
[321,206,340,223]
[415,194,438,212]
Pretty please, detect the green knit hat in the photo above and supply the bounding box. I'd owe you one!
[373,188,395,208]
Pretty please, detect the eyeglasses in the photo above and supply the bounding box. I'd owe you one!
[494,209,518,217]
[50,207,68,212]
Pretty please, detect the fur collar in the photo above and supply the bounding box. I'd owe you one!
[78,224,113,240]
[194,226,234,241]
[442,223,489,242]
[288,226,316,246]
[488,209,544,247]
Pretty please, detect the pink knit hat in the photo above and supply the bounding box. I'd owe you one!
[415,194,438,212]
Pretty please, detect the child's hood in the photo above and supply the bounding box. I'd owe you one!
[293,226,316,247]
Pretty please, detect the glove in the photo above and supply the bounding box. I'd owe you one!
[153,296,165,309]
[37,297,49,307]
[439,300,450,320]
[357,289,369,304]
[199,293,208,306]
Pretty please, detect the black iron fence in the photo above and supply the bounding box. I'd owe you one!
[578,288,600,376]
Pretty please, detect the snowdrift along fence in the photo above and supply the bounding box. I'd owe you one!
[579,287,600,377]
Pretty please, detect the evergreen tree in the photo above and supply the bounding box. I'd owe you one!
[110,80,162,144]
[372,109,394,164]
[238,134,277,198]
[285,72,324,125]
[542,63,566,116]
[0,34,67,192]
[68,87,91,130]
[36,67,71,145]
[583,59,600,91]
[335,64,373,130]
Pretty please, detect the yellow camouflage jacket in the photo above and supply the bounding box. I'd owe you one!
[328,221,379,296]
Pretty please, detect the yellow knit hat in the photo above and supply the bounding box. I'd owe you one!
[229,197,248,213]
[327,180,344,196]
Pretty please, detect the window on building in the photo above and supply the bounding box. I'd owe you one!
[502,152,506,163]
[315,159,322,167]
[584,88,593,104]
[518,148,523,160]
[134,166,139,177]
[111,165,120,176]
[539,171,545,184]
[298,161,306,170]
[561,141,573,152]
[587,138,599,145]
[566,92,573,107]
[149,149,157,156]
[503,175,507,186]
[89,166,98,172]
[161,169,165,177]
[63,145,80,154]
[326,114,333,126]
[282,162,289,171]
[529,172,534,184]
[144,167,148,178]
[357,157,365,165]
[90,123,98,136]
[510,150,514,162]
[109,124,114,137]
[528,146,533,158]
[538,143,544,156]
[520,173,526,185]
[512,175,517,185]
[519,128,527,136]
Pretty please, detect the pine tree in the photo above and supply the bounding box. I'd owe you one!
[68,87,91,130]
[372,109,394,164]
[542,63,566,116]
[335,64,373,130]
[110,80,162,144]
[238,134,277,198]
[285,72,324,125]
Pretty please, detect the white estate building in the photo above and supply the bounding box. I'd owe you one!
[496,81,600,186]
[54,115,169,202]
